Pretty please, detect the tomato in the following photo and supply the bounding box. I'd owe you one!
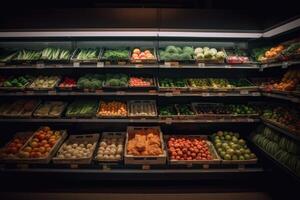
[37,134,45,141]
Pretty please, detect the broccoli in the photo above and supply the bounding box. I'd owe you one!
[176,47,183,54]
[171,53,180,60]
[180,52,192,60]
[165,46,178,54]
[183,46,194,55]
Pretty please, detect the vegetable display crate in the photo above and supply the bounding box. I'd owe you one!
[0,100,40,118]
[10,50,42,65]
[27,76,61,91]
[130,47,158,64]
[65,100,99,119]
[39,48,73,64]
[158,79,189,92]
[71,48,102,64]
[96,101,128,119]
[16,128,67,164]
[165,135,221,167]
[52,134,99,165]
[101,48,130,65]
[128,76,157,91]
[0,78,33,91]
[173,104,197,120]
[33,101,68,118]
[128,100,157,118]
[0,131,34,162]
[94,132,126,163]
[124,126,167,165]
[195,48,226,64]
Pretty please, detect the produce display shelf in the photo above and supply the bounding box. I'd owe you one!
[252,142,300,183]
[261,118,300,142]
[158,92,261,97]
[0,118,260,123]
[159,64,260,69]
[260,60,300,70]
[0,63,261,69]
[0,167,264,181]
[0,91,158,96]
[261,92,300,103]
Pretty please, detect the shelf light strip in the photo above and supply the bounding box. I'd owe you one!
[0,18,298,38]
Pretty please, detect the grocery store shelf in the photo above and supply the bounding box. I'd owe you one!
[0,91,158,96]
[158,92,261,97]
[0,167,264,181]
[0,118,260,124]
[159,64,260,69]
[261,118,300,142]
[261,92,300,103]
[252,142,300,183]
[260,60,300,70]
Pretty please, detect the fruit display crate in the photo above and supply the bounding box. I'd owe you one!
[0,131,34,162]
[261,117,300,140]
[124,126,167,165]
[165,135,221,167]
[94,132,126,163]
[130,47,158,64]
[96,101,128,119]
[52,134,99,165]
[14,129,68,164]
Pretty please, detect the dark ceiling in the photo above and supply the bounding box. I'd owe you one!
[0,0,299,31]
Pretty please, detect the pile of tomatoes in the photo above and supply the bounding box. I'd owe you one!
[19,126,62,158]
[129,77,152,87]
[167,136,213,161]
[59,77,76,88]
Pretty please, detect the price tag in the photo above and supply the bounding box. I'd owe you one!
[142,165,150,170]
[117,61,126,65]
[116,91,125,95]
[203,164,209,169]
[135,64,143,68]
[70,164,79,169]
[282,62,289,69]
[165,61,179,67]
[73,62,80,67]
[240,90,249,95]
[165,92,173,97]
[252,92,260,96]
[165,118,172,124]
[95,90,103,94]
[172,90,181,95]
[149,90,157,94]
[202,92,210,97]
[198,63,205,67]
[48,90,56,95]
[97,62,104,68]
[36,63,45,68]
[102,164,111,171]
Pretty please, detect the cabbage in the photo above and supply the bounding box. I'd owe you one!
[203,47,210,52]
[210,48,217,56]
[176,47,183,54]
[194,47,203,54]
[216,51,225,59]
[166,46,178,54]
[180,52,192,60]
[183,46,194,55]
[196,53,204,60]
[171,53,180,60]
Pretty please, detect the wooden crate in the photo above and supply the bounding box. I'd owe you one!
[53,133,99,164]
[124,126,167,165]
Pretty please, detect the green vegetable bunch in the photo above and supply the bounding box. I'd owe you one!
[159,45,194,61]
[66,100,98,117]
[103,49,129,60]
[105,74,128,87]
[177,104,194,115]
[13,50,41,61]
[159,78,187,87]
[77,74,104,90]
[159,105,177,116]
[76,48,98,60]
[41,47,71,60]
[3,75,33,88]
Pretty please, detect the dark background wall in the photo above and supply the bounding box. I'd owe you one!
[0,0,299,31]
